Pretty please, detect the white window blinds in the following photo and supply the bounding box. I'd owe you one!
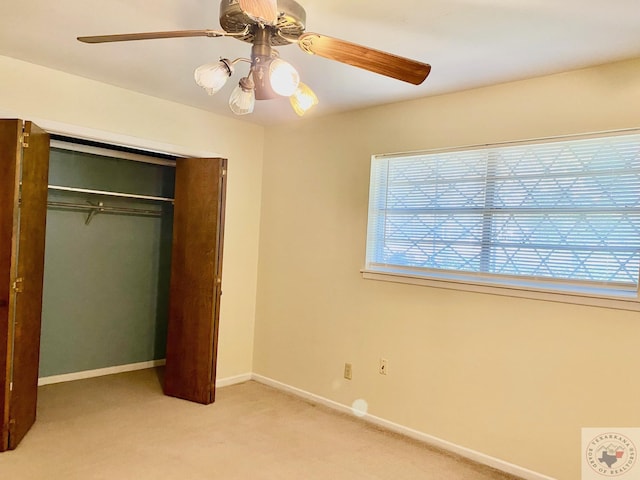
[365,133,640,295]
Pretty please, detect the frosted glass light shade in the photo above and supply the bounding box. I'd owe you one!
[194,59,233,95]
[269,58,300,97]
[229,78,255,115]
[289,82,318,116]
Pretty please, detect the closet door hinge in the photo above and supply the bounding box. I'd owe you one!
[221,168,227,178]
[12,277,24,293]
[20,132,30,148]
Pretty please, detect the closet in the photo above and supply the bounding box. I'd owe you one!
[41,140,176,377]
[0,119,227,452]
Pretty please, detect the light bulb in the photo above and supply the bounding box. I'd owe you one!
[269,58,300,97]
[289,82,318,117]
[194,59,233,95]
[229,77,255,115]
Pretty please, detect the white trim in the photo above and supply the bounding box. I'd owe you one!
[48,184,175,203]
[216,373,253,388]
[38,361,252,388]
[362,270,640,312]
[37,360,167,386]
[39,118,222,158]
[375,127,640,160]
[251,374,557,480]
[0,113,222,159]
[50,139,177,167]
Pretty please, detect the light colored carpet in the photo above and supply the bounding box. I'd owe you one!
[0,368,521,479]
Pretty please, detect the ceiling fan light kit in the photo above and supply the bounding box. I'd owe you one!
[289,82,318,117]
[78,0,431,118]
[268,58,300,96]
[229,75,256,115]
[194,58,234,96]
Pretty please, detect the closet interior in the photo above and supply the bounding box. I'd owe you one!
[41,138,176,378]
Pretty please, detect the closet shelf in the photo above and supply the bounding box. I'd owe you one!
[46,185,172,225]
[48,185,175,203]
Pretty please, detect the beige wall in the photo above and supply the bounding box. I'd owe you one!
[0,55,264,379]
[255,58,640,479]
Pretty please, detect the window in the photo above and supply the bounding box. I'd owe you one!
[364,132,640,305]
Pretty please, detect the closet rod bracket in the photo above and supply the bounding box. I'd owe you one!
[85,201,105,225]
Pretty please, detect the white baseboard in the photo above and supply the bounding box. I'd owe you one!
[38,360,167,386]
[216,373,253,388]
[37,360,252,389]
[251,374,556,480]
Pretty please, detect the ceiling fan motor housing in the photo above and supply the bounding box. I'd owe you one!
[219,0,307,45]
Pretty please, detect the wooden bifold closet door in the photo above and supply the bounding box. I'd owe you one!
[0,119,50,451]
[164,157,227,405]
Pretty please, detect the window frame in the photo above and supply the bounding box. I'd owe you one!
[362,129,640,312]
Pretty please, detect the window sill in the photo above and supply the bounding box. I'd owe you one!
[361,269,640,312]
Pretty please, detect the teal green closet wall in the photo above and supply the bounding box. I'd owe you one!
[39,147,174,377]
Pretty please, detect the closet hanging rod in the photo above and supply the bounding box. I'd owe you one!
[47,201,163,216]
[48,185,174,203]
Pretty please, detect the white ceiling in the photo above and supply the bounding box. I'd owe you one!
[1,0,639,125]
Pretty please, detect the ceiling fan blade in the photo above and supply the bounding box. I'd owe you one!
[298,33,431,85]
[238,0,278,24]
[77,29,228,44]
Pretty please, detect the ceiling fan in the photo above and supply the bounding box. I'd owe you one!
[78,0,432,117]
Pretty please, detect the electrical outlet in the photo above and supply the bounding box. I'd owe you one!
[379,358,388,375]
[344,362,352,380]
